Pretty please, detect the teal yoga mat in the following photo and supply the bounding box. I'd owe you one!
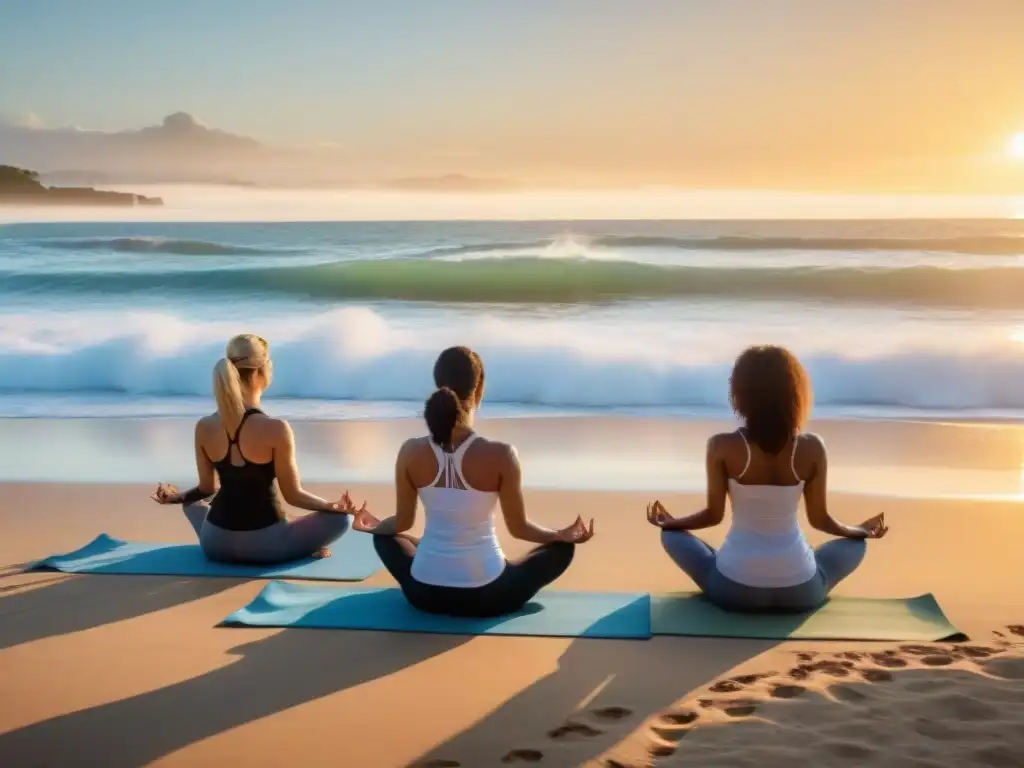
[651,592,964,641]
[223,581,653,639]
[32,533,380,582]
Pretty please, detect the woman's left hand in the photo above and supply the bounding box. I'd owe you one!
[151,483,183,505]
[646,500,674,528]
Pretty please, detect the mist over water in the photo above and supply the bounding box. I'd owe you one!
[3,184,1024,223]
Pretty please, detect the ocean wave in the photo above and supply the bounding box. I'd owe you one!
[590,234,1024,255]
[5,256,1024,307]
[1,308,1023,411]
[27,237,293,256]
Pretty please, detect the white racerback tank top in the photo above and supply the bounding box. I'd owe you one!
[411,434,506,588]
[715,431,817,588]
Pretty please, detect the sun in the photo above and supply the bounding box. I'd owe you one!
[1009,132,1024,160]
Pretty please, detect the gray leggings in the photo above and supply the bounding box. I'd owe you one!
[183,502,350,565]
[661,530,867,612]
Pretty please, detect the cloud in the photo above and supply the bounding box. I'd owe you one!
[0,110,45,129]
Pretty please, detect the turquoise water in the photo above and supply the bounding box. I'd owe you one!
[3,218,1024,419]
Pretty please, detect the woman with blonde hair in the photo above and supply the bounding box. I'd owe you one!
[647,345,887,612]
[151,334,354,563]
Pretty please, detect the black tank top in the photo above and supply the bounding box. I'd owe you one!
[205,408,285,531]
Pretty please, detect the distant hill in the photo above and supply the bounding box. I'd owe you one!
[0,112,530,189]
[0,165,162,206]
[0,112,269,182]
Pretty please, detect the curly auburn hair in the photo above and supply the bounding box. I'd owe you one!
[729,345,812,454]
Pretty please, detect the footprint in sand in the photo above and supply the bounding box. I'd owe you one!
[591,706,633,722]
[1008,625,1024,637]
[649,724,691,746]
[700,699,758,717]
[869,652,908,668]
[860,668,894,683]
[547,722,603,740]
[417,761,461,768]
[710,672,774,692]
[709,679,744,693]
[957,645,999,660]
[920,654,955,667]
[723,702,758,717]
[650,709,700,746]
[788,660,852,680]
[648,742,678,758]
[770,683,807,699]
[900,644,943,656]
[501,749,544,764]
[660,709,700,726]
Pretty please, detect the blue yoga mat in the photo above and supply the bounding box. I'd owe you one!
[32,533,380,582]
[223,581,653,639]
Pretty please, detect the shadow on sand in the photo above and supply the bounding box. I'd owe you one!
[0,576,470,768]
[408,633,780,766]
[0,572,235,650]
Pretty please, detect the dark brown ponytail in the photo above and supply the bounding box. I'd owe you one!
[426,346,485,446]
[424,387,464,447]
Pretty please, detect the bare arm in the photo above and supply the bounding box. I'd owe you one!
[659,436,727,531]
[273,420,336,512]
[802,435,867,538]
[193,422,219,497]
[366,441,419,536]
[498,445,563,544]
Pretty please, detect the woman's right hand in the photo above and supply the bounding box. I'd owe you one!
[554,515,595,544]
[352,504,383,533]
[321,491,357,514]
[848,513,888,539]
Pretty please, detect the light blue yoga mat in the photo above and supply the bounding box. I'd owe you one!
[651,592,964,641]
[223,581,653,639]
[32,533,380,582]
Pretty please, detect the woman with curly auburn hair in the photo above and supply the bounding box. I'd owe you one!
[647,345,887,612]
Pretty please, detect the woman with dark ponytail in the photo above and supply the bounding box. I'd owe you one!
[354,346,594,618]
[646,345,888,612]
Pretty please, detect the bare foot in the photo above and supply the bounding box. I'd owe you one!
[312,547,331,559]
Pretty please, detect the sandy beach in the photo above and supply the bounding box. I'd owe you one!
[1,418,1023,767]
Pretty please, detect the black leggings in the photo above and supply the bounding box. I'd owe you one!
[372,535,575,618]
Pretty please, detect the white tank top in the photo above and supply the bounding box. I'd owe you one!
[410,434,506,588]
[715,432,817,588]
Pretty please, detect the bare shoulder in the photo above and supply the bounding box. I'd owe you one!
[398,436,430,460]
[472,436,519,468]
[247,414,291,446]
[707,430,741,456]
[195,413,220,437]
[797,432,827,458]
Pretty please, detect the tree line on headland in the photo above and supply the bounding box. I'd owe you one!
[0,165,163,206]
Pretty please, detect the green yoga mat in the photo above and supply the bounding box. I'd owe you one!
[651,593,965,641]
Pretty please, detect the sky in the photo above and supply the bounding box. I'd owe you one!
[3,0,1024,190]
